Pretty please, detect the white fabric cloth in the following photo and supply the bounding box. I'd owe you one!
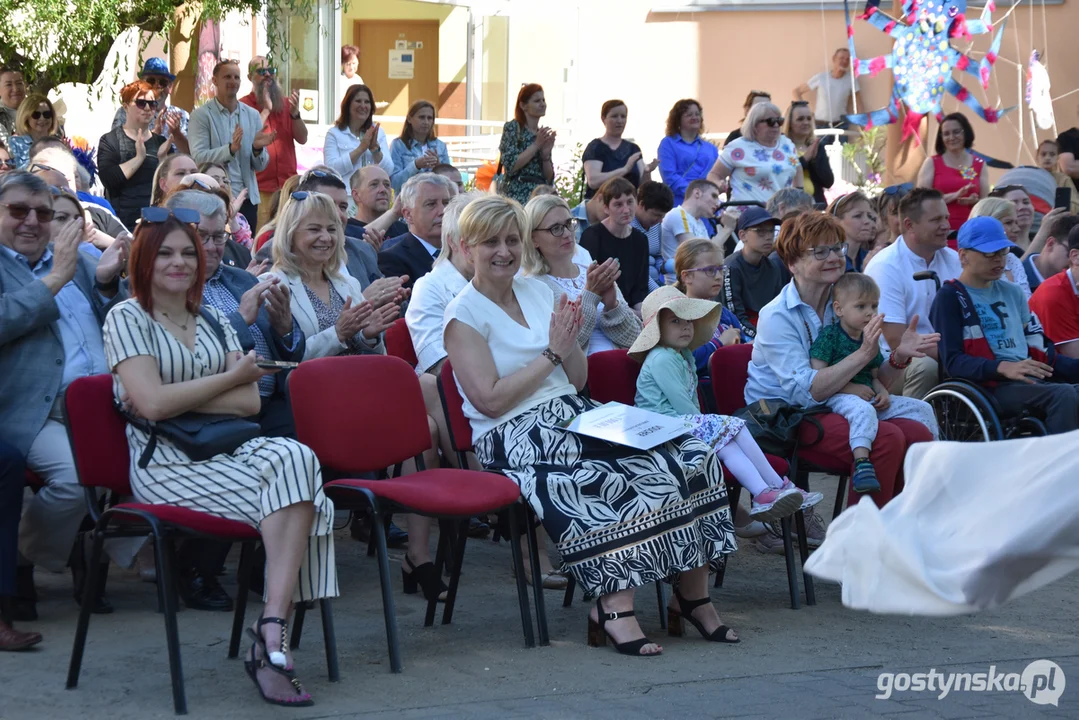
[406,258,469,374]
[444,277,574,443]
[660,206,711,262]
[1005,252,1032,299]
[805,431,1079,616]
[323,125,395,186]
[864,236,962,351]
[808,70,860,123]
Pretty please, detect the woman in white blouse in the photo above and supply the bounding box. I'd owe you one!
[262,191,398,359]
[522,194,641,354]
[323,84,394,186]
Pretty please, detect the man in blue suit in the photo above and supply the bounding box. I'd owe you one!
[378,173,454,289]
[164,188,306,610]
[0,171,128,620]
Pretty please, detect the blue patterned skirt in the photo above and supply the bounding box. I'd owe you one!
[475,394,737,598]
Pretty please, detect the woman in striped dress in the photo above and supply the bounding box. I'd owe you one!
[102,209,335,707]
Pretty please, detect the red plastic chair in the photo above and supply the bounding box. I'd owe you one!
[585,349,641,405]
[289,356,535,672]
[60,375,339,715]
[384,317,418,367]
[437,360,548,646]
[708,344,815,608]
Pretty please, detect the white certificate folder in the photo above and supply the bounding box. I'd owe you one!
[559,402,694,450]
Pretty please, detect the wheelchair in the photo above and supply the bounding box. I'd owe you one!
[913,271,1049,442]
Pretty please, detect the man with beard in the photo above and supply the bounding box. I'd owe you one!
[0,68,26,145]
[241,56,308,232]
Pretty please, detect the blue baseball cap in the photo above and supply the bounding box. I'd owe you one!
[736,207,780,233]
[957,216,1016,253]
[139,58,176,82]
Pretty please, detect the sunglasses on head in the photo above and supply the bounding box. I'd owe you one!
[0,202,55,222]
[255,67,277,77]
[989,184,1028,198]
[140,206,201,225]
[134,98,159,110]
[30,110,53,120]
[882,182,914,196]
[304,169,340,183]
[758,117,783,128]
[28,162,59,175]
[291,191,311,200]
[791,100,810,107]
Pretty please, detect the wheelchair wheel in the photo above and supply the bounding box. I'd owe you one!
[924,382,1003,442]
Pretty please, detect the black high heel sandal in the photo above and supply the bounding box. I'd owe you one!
[402,554,448,602]
[586,598,661,657]
[243,615,313,707]
[666,588,739,643]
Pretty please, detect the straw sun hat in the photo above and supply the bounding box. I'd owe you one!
[628,286,723,361]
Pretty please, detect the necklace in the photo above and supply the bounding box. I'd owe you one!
[159,310,191,331]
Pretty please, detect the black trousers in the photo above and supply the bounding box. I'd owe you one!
[239,197,259,239]
[0,438,25,596]
[992,381,1079,435]
[177,394,294,576]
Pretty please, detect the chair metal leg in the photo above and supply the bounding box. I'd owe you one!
[157,535,188,715]
[442,519,469,625]
[655,581,667,630]
[506,509,536,648]
[371,504,402,673]
[780,517,800,610]
[794,511,816,606]
[426,521,450,628]
[292,602,307,649]
[228,542,256,659]
[523,508,549,646]
[833,474,849,520]
[562,575,576,607]
[66,527,106,690]
[319,599,340,682]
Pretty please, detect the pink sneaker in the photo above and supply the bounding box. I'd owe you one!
[780,478,824,510]
[749,487,802,523]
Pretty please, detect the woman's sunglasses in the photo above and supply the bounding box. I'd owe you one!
[140,206,201,224]
[758,117,783,128]
[30,110,53,120]
[882,182,914,196]
[134,98,159,110]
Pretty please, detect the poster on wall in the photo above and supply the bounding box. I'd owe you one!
[389,50,415,79]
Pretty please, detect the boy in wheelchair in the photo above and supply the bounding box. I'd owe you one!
[931,217,1079,435]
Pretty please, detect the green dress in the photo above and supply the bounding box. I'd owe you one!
[498,120,548,205]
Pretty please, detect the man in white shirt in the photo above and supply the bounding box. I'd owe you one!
[865,188,959,399]
[188,60,274,232]
[659,179,718,272]
[794,48,862,128]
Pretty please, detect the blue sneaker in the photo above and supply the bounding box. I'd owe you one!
[852,458,881,493]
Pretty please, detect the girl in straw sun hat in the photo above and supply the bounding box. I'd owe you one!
[631,286,821,522]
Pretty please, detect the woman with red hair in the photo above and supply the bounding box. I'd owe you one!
[497,83,555,204]
[102,211,336,707]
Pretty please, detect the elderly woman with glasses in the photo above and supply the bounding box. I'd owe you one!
[522,193,641,355]
[8,94,60,169]
[745,212,937,512]
[709,102,802,207]
[98,81,174,230]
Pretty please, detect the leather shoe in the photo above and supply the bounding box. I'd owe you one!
[0,618,42,651]
[178,569,234,612]
[467,516,491,539]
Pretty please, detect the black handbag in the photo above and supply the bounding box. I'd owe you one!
[123,308,261,469]
[734,398,830,457]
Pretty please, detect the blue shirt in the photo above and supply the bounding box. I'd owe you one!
[388,137,450,192]
[657,134,719,206]
[966,280,1031,362]
[8,135,32,170]
[201,267,276,396]
[0,245,109,390]
[77,191,116,215]
[745,280,835,407]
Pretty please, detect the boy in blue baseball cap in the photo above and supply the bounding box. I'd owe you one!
[930,216,1079,434]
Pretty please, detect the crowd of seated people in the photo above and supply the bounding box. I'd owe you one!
[6,61,1079,715]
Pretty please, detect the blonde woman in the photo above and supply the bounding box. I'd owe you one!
[522,193,641,355]
[969,197,1032,298]
[708,102,802,206]
[9,94,60,168]
[445,194,737,657]
[261,191,398,359]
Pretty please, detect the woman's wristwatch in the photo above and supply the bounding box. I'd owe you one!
[543,348,562,367]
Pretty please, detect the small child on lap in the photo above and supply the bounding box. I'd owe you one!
[809,273,939,492]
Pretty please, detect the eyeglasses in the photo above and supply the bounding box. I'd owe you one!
[30,110,53,121]
[28,162,59,175]
[810,242,849,261]
[197,229,229,246]
[0,159,15,171]
[134,98,159,110]
[882,182,914,196]
[0,203,55,222]
[970,248,1012,260]
[255,67,278,77]
[758,117,783,128]
[140,206,201,225]
[144,77,171,88]
[534,218,578,238]
[686,265,723,278]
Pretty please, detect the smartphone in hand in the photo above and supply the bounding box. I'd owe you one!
[1055,186,1072,210]
[255,360,300,370]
